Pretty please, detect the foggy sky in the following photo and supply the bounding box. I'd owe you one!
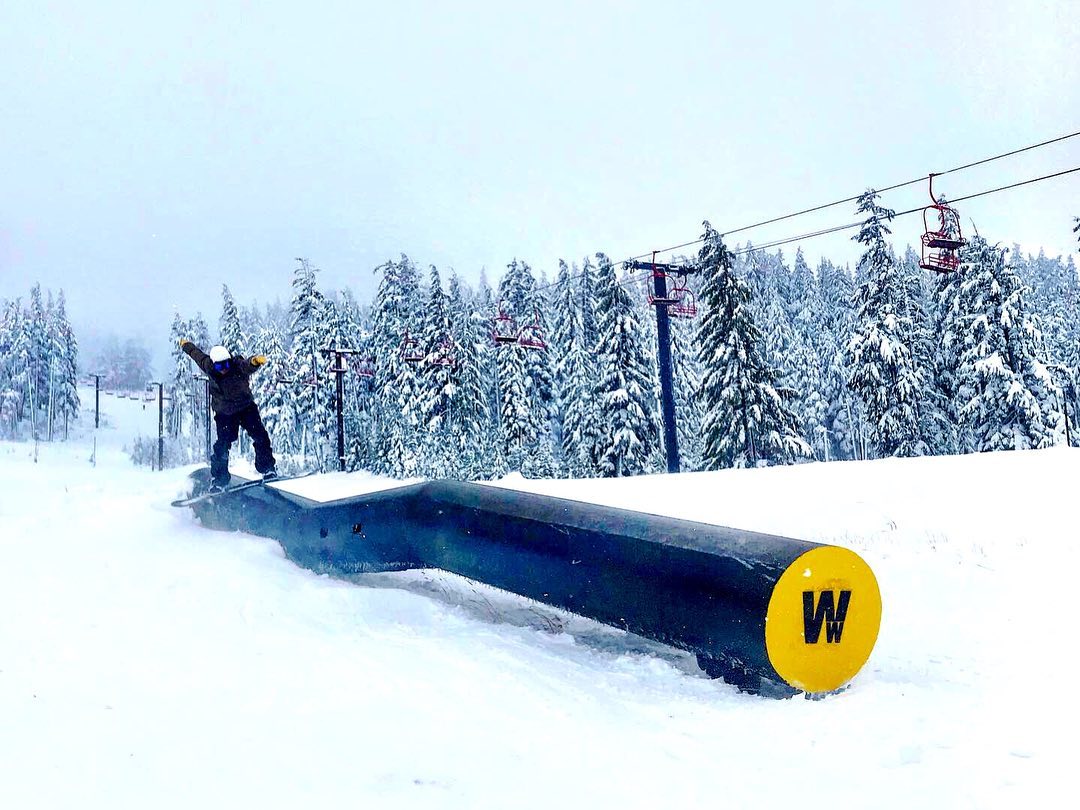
[2,0,1078,372]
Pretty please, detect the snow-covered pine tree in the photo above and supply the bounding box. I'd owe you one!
[288,258,332,468]
[50,290,79,439]
[846,190,929,458]
[549,260,575,445]
[898,245,947,454]
[219,284,245,354]
[416,265,458,476]
[757,267,801,396]
[43,290,58,440]
[929,251,967,453]
[519,262,557,454]
[818,259,861,459]
[25,284,49,438]
[669,309,704,471]
[955,237,1063,451]
[372,254,424,477]
[239,303,263,349]
[495,259,545,467]
[592,252,660,477]
[0,299,22,437]
[550,260,590,475]
[747,249,815,460]
[186,314,212,452]
[1058,254,1080,433]
[8,300,33,436]
[579,255,600,352]
[551,261,600,477]
[786,250,829,460]
[494,318,532,468]
[446,271,492,478]
[695,224,808,469]
[575,255,604,474]
[166,313,193,439]
[251,324,297,463]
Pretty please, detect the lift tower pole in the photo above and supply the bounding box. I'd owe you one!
[626,254,698,474]
[320,348,360,472]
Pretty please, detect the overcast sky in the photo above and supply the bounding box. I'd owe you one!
[2,0,1077,368]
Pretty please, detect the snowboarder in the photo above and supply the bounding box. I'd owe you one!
[179,340,277,491]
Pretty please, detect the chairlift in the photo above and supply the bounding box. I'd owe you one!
[644,252,681,307]
[646,275,681,307]
[492,303,520,344]
[430,335,457,367]
[919,173,965,273]
[399,331,425,363]
[667,281,698,319]
[353,356,376,378]
[517,309,547,350]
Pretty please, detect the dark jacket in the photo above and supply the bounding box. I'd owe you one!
[182,343,262,416]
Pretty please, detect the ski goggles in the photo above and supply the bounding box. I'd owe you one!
[213,359,231,373]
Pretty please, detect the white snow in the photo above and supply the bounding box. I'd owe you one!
[1,387,1076,808]
[274,470,424,503]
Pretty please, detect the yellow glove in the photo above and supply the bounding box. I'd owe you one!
[179,338,191,348]
[251,355,268,367]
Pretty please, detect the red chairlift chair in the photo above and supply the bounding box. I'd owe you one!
[645,252,681,307]
[431,335,457,366]
[517,309,547,350]
[667,286,698,319]
[492,303,520,345]
[919,173,965,273]
[399,331,425,363]
[665,272,698,318]
[353,356,376,378]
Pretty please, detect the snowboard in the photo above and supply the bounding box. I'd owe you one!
[171,472,313,508]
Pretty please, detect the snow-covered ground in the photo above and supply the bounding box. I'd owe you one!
[1,387,1075,808]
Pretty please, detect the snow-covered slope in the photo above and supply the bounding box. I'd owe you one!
[0,389,1074,808]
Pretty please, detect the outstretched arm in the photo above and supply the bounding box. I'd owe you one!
[180,340,214,376]
[241,355,269,377]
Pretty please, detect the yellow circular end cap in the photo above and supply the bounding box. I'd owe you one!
[765,546,881,694]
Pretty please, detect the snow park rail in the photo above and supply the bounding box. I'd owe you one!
[182,470,881,696]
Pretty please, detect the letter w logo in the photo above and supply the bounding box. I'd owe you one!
[803,590,852,644]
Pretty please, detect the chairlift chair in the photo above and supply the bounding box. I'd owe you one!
[517,309,547,350]
[354,356,376,378]
[645,252,681,306]
[646,275,681,307]
[919,174,966,273]
[399,332,425,363]
[492,303,520,345]
[431,335,457,366]
[667,284,698,319]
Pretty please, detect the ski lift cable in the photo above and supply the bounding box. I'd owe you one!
[716,127,1080,242]
[564,163,1080,275]
[529,131,1080,300]
[529,130,1080,296]
[572,163,1080,290]
[640,128,1080,260]
[733,164,1080,257]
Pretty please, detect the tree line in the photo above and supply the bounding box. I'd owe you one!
[0,284,80,441]
[161,195,1080,479]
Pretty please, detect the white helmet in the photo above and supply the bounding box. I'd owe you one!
[209,345,230,363]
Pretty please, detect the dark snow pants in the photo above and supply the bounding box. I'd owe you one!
[210,403,276,486]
